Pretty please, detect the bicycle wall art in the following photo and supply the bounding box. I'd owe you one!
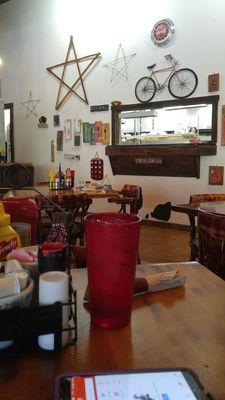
[135,55,198,103]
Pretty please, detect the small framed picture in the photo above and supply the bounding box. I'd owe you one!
[57,130,63,151]
[64,119,72,140]
[221,105,225,146]
[54,115,60,127]
[74,118,82,134]
[208,73,219,92]
[209,166,224,185]
[74,135,81,147]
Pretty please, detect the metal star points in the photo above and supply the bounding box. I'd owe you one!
[46,36,101,110]
[103,44,136,83]
[21,90,40,118]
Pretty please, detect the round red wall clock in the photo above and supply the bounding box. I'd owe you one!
[151,18,175,47]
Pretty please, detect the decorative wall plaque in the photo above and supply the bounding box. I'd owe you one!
[209,166,224,185]
[208,73,220,92]
[21,90,40,118]
[103,43,136,82]
[54,115,60,127]
[90,105,109,112]
[46,36,101,109]
[38,116,48,128]
[57,131,63,151]
[221,105,225,146]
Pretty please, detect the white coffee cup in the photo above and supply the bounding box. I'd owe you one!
[38,271,69,350]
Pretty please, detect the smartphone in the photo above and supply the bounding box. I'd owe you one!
[54,368,213,400]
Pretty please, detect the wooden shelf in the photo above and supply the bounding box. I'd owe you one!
[105,144,217,178]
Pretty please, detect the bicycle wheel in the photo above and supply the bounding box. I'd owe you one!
[135,77,156,103]
[168,68,198,98]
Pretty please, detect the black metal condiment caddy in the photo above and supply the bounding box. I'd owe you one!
[0,266,77,354]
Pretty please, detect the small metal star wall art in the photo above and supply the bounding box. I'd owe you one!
[103,43,136,83]
[21,90,40,118]
[46,36,101,110]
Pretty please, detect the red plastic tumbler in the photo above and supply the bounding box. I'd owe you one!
[84,212,141,329]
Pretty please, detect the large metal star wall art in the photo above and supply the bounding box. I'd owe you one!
[46,36,101,110]
[103,44,136,83]
[21,90,40,118]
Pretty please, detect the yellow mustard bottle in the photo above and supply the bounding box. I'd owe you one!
[49,168,55,190]
[0,202,21,260]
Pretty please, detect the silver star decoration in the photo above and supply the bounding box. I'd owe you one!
[21,90,40,118]
[103,44,136,83]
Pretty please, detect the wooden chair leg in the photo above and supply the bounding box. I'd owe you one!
[137,253,141,264]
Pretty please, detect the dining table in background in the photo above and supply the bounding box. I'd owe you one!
[3,185,119,201]
[0,261,225,400]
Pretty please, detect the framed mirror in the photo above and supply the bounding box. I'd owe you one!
[111,95,219,146]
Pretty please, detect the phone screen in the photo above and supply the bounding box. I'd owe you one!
[58,370,209,400]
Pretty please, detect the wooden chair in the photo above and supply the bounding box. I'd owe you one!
[36,193,92,245]
[188,193,225,260]
[198,209,225,280]
[189,193,225,204]
[69,245,87,268]
[108,184,143,264]
[108,184,143,215]
[57,194,92,245]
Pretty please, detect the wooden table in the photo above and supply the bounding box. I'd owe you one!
[0,261,225,400]
[3,186,119,200]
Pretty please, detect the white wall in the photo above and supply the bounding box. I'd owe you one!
[0,0,225,224]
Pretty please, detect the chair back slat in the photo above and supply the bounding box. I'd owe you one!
[36,193,92,245]
[198,209,225,279]
[190,193,225,204]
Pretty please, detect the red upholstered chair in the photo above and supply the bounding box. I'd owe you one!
[2,199,39,245]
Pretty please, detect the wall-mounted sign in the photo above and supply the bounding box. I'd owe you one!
[90,105,109,112]
[134,157,163,165]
